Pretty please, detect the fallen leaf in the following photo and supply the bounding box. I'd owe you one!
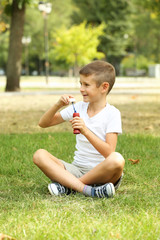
[131,95,138,100]
[128,159,140,164]
[144,125,153,130]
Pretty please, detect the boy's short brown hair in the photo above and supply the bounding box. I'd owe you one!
[79,60,115,93]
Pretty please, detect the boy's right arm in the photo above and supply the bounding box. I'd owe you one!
[39,95,73,128]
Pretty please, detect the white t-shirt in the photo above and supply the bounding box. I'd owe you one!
[60,101,122,168]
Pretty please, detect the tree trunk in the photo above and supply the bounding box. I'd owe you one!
[5,0,25,91]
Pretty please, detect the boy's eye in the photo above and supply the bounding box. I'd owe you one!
[79,82,89,86]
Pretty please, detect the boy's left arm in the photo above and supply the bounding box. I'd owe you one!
[71,117,118,158]
[84,130,118,158]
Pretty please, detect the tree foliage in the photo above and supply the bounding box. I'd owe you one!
[71,0,131,69]
[138,0,160,14]
[131,0,160,63]
[0,0,160,88]
[23,0,73,74]
[51,22,105,74]
[0,4,9,70]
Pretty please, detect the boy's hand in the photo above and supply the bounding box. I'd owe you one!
[70,117,87,135]
[57,95,74,107]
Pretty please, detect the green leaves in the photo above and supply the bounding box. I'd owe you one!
[51,22,105,67]
[71,0,131,62]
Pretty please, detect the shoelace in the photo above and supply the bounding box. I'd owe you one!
[56,183,66,194]
[55,183,72,195]
[94,185,109,198]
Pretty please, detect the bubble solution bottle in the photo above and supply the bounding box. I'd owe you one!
[69,97,81,134]
[73,112,80,134]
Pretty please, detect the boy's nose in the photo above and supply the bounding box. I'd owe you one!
[80,86,84,92]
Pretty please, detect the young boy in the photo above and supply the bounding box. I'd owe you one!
[33,60,125,198]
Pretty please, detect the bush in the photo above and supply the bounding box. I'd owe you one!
[121,54,154,76]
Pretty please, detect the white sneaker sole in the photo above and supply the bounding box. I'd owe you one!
[48,183,59,196]
[107,183,115,198]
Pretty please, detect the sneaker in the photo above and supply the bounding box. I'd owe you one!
[93,182,115,198]
[48,182,72,196]
[114,173,124,191]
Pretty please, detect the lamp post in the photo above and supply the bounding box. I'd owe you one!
[22,36,31,75]
[38,2,52,84]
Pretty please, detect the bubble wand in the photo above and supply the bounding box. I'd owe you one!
[72,102,76,113]
[69,98,80,134]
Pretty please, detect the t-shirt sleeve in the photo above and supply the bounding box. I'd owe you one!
[60,102,83,121]
[60,105,74,121]
[106,109,122,134]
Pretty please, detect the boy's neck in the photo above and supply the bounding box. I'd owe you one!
[87,97,107,116]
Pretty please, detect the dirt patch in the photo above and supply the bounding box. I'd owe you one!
[0,93,160,135]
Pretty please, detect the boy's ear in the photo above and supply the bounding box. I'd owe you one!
[101,82,109,93]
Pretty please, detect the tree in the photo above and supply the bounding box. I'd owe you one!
[51,22,105,75]
[0,2,10,71]
[71,0,131,74]
[23,0,74,75]
[130,0,160,63]
[3,0,31,91]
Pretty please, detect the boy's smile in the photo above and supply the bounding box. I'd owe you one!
[80,75,98,100]
[79,74,107,104]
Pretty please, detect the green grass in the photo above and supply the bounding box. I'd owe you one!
[0,133,160,240]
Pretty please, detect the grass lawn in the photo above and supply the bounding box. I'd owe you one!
[1,93,160,239]
[0,132,160,240]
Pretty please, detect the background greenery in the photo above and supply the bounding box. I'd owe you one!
[0,0,160,76]
[0,0,160,238]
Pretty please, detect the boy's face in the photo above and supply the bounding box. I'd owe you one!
[80,74,105,103]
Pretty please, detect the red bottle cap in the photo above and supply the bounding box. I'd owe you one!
[73,112,80,117]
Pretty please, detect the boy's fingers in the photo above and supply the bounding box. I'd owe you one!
[61,95,70,105]
[69,95,75,99]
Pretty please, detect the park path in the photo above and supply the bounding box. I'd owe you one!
[0,76,160,96]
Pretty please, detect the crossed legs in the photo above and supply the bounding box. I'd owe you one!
[33,149,125,193]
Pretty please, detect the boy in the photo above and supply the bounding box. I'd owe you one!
[33,60,125,198]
